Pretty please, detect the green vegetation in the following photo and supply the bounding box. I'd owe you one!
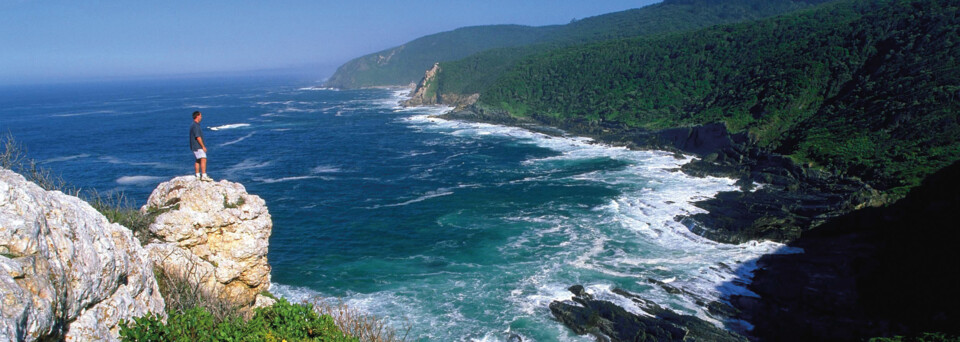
[431,0,831,97]
[324,25,557,89]
[479,0,960,194]
[120,298,355,342]
[325,0,828,89]
[223,195,246,209]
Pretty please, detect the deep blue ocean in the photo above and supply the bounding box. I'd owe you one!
[0,76,787,341]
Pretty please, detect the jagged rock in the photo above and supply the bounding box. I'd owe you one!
[0,169,164,341]
[142,176,272,313]
[550,285,747,342]
[403,63,442,107]
[403,63,480,109]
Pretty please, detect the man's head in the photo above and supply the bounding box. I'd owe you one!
[193,111,202,122]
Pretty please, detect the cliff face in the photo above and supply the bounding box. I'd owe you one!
[732,160,960,340]
[141,176,275,312]
[403,63,479,109]
[0,169,165,341]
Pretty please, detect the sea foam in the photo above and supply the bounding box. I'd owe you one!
[401,103,786,326]
[209,123,251,131]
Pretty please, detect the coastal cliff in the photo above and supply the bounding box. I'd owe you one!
[403,63,479,108]
[0,169,165,341]
[0,172,275,341]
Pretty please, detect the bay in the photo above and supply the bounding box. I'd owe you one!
[0,77,786,341]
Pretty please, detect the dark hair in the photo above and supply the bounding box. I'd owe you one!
[192,111,202,119]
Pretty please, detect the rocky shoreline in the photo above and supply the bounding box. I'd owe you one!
[434,104,950,341]
[441,105,888,244]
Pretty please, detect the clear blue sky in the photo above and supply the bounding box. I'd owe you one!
[0,0,659,85]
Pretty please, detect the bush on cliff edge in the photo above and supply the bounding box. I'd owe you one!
[119,298,355,342]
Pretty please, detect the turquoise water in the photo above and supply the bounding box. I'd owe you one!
[0,78,785,341]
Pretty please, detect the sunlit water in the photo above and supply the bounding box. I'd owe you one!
[0,77,786,341]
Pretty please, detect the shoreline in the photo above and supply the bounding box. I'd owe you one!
[436,105,887,244]
[391,96,792,337]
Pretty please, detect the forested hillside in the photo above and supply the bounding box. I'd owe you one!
[323,25,557,89]
[432,0,829,96]
[479,0,960,194]
[326,0,826,89]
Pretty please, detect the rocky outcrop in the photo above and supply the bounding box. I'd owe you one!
[0,169,165,341]
[731,160,960,341]
[550,285,746,342]
[444,108,889,243]
[141,176,274,314]
[404,63,442,107]
[403,63,480,108]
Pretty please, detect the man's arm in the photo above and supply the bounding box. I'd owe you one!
[196,137,207,152]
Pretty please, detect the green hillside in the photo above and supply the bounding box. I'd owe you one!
[479,0,960,194]
[323,25,557,89]
[325,0,827,89]
[433,0,829,95]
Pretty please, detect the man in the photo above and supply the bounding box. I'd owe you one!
[190,111,213,181]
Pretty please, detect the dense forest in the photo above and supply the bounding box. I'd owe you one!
[478,0,960,194]
[433,0,831,95]
[325,0,828,89]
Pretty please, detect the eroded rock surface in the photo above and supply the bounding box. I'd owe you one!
[0,169,164,341]
[142,176,274,313]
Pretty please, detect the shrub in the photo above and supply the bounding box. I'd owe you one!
[313,300,410,342]
[119,298,356,342]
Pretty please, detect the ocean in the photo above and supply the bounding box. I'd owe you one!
[0,76,788,341]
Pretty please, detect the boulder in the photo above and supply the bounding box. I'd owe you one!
[0,170,164,341]
[549,285,747,342]
[142,176,274,313]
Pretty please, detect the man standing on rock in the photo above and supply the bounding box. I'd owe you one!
[190,111,213,182]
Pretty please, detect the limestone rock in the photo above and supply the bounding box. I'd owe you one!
[142,176,272,312]
[0,169,165,341]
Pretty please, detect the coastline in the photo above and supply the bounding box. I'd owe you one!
[393,97,905,340]
[393,95,792,339]
[438,104,887,244]
[404,96,958,340]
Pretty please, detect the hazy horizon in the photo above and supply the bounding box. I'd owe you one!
[1,0,659,86]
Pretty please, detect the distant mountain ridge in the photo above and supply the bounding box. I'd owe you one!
[323,25,558,89]
[324,0,827,89]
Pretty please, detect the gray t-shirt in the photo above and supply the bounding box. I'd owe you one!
[189,122,204,151]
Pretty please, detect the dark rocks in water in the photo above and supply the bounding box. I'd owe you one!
[507,333,522,342]
[549,285,747,342]
[732,160,960,341]
[647,278,682,295]
[568,284,592,299]
[448,105,888,243]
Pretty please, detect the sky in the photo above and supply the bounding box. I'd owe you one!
[0,0,660,85]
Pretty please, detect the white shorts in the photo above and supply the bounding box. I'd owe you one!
[193,149,207,159]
